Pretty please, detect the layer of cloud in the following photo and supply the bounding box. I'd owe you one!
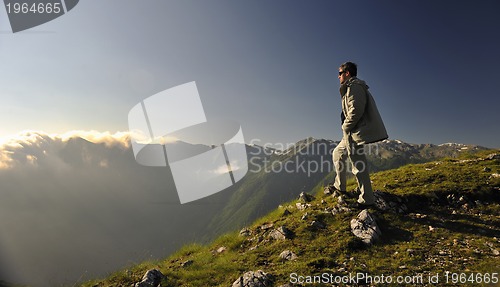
[0,130,131,169]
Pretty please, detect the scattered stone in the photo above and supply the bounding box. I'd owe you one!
[310,220,326,229]
[350,210,381,245]
[296,202,311,210]
[231,270,273,287]
[269,226,294,241]
[337,195,346,205]
[429,226,435,232]
[134,269,165,287]
[279,250,298,261]
[282,209,292,216]
[324,186,333,195]
[181,260,193,267]
[301,213,308,220]
[459,195,466,202]
[260,223,274,231]
[331,205,351,215]
[330,207,338,216]
[486,153,500,160]
[407,249,415,255]
[484,167,492,172]
[491,173,500,178]
[492,249,499,256]
[373,191,390,211]
[240,228,252,237]
[373,191,408,213]
[216,247,227,254]
[298,192,314,203]
[399,265,407,269]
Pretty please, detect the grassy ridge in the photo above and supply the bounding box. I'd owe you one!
[82,150,500,287]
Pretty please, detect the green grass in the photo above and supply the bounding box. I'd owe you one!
[81,150,500,287]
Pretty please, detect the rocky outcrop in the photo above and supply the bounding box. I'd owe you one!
[350,209,381,245]
[373,190,408,213]
[269,226,294,240]
[231,270,273,287]
[134,269,165,287]
[279,250,298,261]
[240,228,252,237]
[298,192,314,202]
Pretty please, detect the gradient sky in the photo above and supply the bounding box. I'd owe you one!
[1,0,499,148]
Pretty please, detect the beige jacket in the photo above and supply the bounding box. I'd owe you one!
[340,77,388,144]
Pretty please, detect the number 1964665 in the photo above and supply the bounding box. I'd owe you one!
[5,2,62,14]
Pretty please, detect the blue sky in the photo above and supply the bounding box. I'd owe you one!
[1,0,499,148]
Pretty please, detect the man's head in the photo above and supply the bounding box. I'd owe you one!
[338,62,357,85]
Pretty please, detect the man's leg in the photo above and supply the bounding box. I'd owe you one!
[348,140,375,205]
[332,137,348,192]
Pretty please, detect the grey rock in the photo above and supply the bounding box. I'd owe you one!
[269,226,294,241]
[331,204,351,215]
[310,220,326,229]
[134,269,165,287]
[240,228,252,237]
[373,191,390,211]
[486,153,500,160]
[181,260,193,267]
[373,190,408,213]
[301,213,308,220]
[232,270,273,287]
[350,210,381,245]
[260,223,274,231]
[279,250,298,261]
[296,202,311,210]
[324,186,333,195]
[216,246,227,254]
[337,195,345,204]
[298,192,314,202]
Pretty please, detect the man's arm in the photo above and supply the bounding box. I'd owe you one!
[341,84,367,134]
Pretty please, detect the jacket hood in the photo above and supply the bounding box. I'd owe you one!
[339,77,369,96]
[347,77,369,89]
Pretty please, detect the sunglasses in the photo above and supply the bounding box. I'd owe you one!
[338,70,347,76]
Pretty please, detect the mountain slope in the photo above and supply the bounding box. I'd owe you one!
[81,149,500,287]
[0,132,490,286]
[206,138,488,238]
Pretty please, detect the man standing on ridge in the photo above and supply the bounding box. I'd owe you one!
[332,62,388,207]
